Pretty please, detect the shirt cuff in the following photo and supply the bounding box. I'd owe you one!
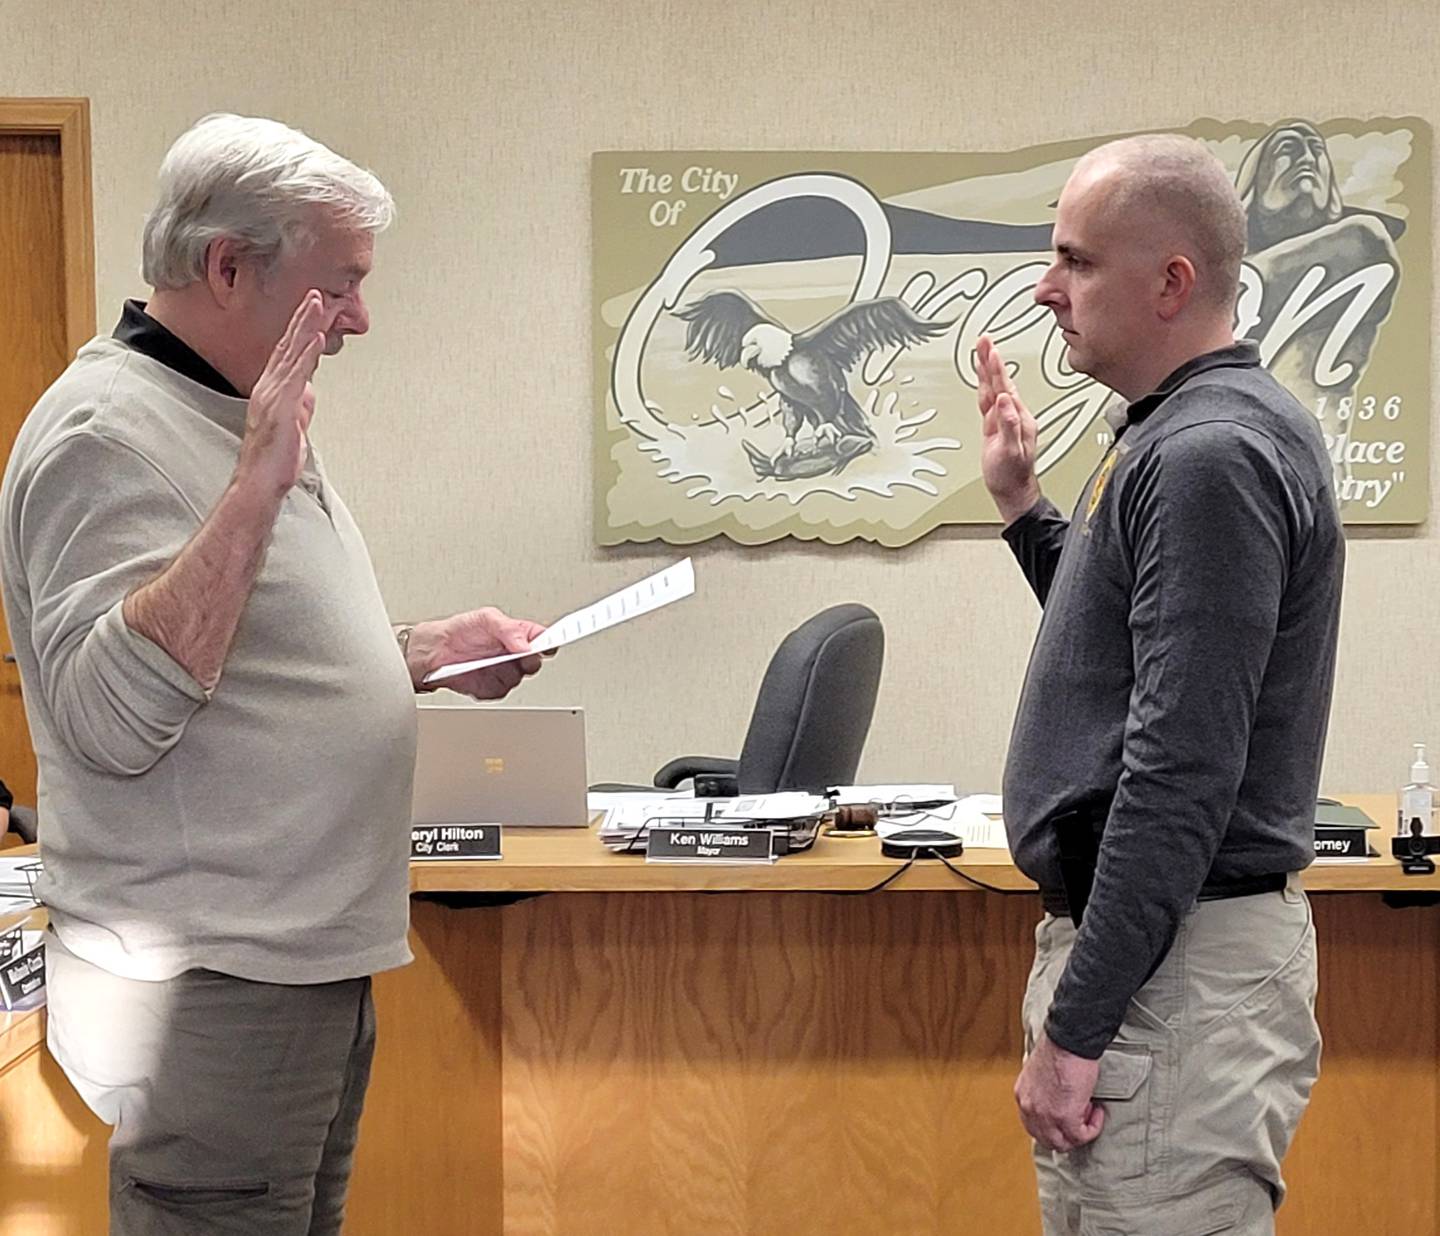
[1000,496,1060,545]
[95,600,212,707]
[1041,1007,1110,1061]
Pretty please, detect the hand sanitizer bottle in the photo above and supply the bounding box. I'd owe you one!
[1398,744,1436,838]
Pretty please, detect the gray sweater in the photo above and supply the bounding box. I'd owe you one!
[1002,342,1343,1059]
[0,336,418,983]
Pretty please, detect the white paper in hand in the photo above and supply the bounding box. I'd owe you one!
[424,558,696,685]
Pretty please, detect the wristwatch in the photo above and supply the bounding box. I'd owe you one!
[395,624,436,693]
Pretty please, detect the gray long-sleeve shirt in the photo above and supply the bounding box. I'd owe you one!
[1002,342,1343,1059]
[0,334,418,983]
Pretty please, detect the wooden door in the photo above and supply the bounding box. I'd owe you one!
[0,100,94,813]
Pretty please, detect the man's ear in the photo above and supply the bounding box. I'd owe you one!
[1157,254,1197,322]
[203,236,246,306]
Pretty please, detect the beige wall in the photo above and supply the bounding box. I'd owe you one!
[4,0,1438,794]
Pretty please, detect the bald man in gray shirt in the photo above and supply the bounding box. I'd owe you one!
[976,136,1342,1235]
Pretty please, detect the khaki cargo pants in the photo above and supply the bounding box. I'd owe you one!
[1022,873,1320,1236]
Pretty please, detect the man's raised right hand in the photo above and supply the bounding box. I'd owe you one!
[236,291,326,500]
[976,334,1042,525]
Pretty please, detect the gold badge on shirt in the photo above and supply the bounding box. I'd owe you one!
[1082,443,1125,534]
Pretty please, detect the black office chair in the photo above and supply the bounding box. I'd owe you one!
[7,804,36,845]
[650,602,885,796]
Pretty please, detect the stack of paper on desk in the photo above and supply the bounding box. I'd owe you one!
[586,789,690,814]
[596,793,830,851]
[829,784,958,810]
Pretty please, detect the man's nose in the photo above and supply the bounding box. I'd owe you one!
[1034,265,1062,307]
[337,291,370,337]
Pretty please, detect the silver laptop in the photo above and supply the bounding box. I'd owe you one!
[411,704,589,827]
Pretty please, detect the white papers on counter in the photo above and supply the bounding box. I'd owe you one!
[877,798,1009,850]
[829,784,958,809]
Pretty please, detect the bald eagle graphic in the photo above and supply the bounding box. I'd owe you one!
[674,291,949,476]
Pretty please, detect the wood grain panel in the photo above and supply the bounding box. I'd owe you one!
[1279,894,1439,1234]
[349,898,505,1235]
[501,891,1044,1235]
[0,1012,109,1236]
[4,869,1438,1232]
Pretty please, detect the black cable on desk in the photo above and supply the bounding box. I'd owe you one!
[824,841,1031,896]
[932,849,1030,895]
[827,854,918,895]
[880,806,1030,895]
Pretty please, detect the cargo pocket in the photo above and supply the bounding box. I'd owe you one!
[1081,1179,1240,1235]
[125,1177,270,1208]
[1084,1199,1235,1236]
[1071,1044,1153,1188]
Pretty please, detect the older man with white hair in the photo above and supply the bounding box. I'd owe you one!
[0,113,543,1233]
[977,135,1344,1234]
